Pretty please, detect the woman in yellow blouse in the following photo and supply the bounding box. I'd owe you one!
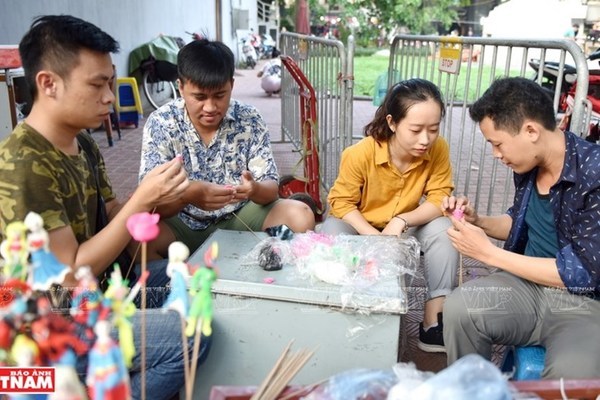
[321,78,459,353]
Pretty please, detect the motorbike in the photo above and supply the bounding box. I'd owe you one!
[241,38,258,69]
[528,58,577,112]
[259,33,277,59]
[558,48,600,142]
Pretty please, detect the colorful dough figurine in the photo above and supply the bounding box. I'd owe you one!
[24,212,69,290]
[86,317,130,400]
[163,241,191,318]
[185,242,218,337]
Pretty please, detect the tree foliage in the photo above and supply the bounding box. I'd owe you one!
[323,0,470,46]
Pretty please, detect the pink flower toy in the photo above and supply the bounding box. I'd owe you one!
[126,212,160,243]
[453,208,464,220]
[125,211,160,400]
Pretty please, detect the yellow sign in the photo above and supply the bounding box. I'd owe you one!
[298,39,309,61]
[439,39,462,75]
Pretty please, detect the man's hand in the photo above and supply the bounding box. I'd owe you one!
[137,157,189,207]
[446,216,494,264]
[232,170,257,202]
[194,182,236,211]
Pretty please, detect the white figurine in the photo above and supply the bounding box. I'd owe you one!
[24,212,69,290]
[163,241,191,318]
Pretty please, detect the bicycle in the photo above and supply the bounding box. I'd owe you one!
[130,35,184,110]
[140,57,178,109]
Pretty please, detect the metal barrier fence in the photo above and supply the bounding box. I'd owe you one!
[387,35,589,216]
[279,32,355,196]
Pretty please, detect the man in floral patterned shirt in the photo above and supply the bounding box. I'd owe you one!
[0,15,208,399]
[138,39,315,258]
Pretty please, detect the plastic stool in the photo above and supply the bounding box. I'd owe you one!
[501,345,546,380]
[116,77,143,128]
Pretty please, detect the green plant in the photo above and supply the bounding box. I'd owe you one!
[353,54,390,97]
[353,52,521,101]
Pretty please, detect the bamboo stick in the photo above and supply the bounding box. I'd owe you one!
[181,317,192,400]
[251,340,294,400]
[253,345,315,400]
[277,378,328,400]
[261,349,314,399]
[140,242,147,400]
[187,318,204,396]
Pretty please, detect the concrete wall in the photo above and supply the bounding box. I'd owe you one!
[0,0,257,78]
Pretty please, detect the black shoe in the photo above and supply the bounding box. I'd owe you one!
[417,312,446,353]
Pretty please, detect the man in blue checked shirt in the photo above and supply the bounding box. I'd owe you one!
[441,77,600,379]
[138,39,315,259]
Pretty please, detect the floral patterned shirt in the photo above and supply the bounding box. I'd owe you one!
[139,97,279,230]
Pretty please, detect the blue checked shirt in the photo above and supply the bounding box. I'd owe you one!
[504,131,600,297]
[139,97,279,230]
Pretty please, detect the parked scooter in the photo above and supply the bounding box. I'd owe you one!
[528,58,577,112]
[241,38,258,69]
[259,33,277,59]
[248,30,263,59]
[559,48,600,142]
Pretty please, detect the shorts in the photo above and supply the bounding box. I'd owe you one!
[165,200,279,254]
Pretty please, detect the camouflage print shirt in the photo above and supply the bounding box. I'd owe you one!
[0,123,115,242]
[139,97,279,230]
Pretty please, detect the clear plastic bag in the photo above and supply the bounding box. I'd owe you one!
[301,368,398,400]
[241,232,421,312]
[386,362,434,399]
[397,354,512,400]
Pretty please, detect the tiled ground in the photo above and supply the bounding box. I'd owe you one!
[90,59,502,375]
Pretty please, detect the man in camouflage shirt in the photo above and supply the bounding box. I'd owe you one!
[0,15,208,399]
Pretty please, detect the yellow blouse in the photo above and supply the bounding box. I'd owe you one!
[327,136,454,229]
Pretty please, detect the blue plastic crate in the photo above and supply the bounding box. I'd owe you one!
[502,345,546,380]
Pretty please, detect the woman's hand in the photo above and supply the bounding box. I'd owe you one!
[441,195,479,225]
[381,216,407,237]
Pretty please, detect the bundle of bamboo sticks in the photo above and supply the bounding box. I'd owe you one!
[250,340,316,400]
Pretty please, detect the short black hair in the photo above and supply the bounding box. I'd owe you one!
[177,39,235,89]
[469,77,556,134]
[19,14,119,99]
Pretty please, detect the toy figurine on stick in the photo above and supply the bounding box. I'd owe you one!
[186,242,218,338]
[126,212,160,400]
[103,267,149,368]
[163,241,193,399]
[0,221,28,282]
[185,242,218,400]
[24,212,70,290]
[86,315,131,400]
